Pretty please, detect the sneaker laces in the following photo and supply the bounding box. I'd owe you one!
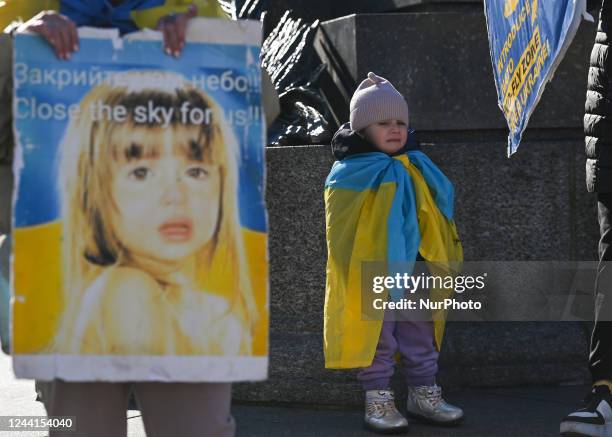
[367,401,386,417]
[367,393,398,417]
[382,399,399,415]
[423,385,443,408]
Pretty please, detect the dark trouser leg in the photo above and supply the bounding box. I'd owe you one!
[0,34,13,238]
[134,382,235,437]
[45,380,129,437]
[589,193,612,382]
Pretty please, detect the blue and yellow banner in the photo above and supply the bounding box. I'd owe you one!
[484,0,587,155]
[11,19,268,382]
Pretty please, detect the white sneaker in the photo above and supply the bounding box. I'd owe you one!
[406,384,464,425]
[364,389,409,434]
[560,385,612,437]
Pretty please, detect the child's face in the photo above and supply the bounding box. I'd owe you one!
[111,128,220,264]
[362,119,408,154]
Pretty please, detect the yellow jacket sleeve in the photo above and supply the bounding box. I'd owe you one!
[131,0,229,30]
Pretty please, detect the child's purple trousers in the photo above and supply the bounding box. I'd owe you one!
[357,318,438,390]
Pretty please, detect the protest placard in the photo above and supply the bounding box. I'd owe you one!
[484,0,588,155]
[11,18,268,382]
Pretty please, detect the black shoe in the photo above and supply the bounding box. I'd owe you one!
[560,385,612,436]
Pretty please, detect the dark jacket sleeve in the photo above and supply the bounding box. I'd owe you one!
[585,0,612,192]
[588,0,602,13]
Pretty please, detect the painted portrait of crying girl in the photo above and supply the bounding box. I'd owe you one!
[55,72,257,356]
[11,69,268,381]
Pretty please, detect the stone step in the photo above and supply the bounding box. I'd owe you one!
[234,324,589,406]
[316,12,596,131]
[233,142,598,405]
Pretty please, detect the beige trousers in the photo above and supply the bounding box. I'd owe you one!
[41,380,235,437]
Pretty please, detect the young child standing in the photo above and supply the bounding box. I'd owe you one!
[324,72,464,434]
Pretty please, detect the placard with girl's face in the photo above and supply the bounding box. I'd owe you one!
[11,19,268,382]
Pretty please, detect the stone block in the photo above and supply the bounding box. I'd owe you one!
[266,145,332,334]
[235,142,596,405]
[233,323,589,406]
[234,332,363,405]
[318,13,596,131]
[425,140,574,261]
[265,141,594,333]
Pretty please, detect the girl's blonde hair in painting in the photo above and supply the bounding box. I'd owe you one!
[55,71,256,354]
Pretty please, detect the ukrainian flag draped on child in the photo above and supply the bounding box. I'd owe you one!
[324,150,463,369]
